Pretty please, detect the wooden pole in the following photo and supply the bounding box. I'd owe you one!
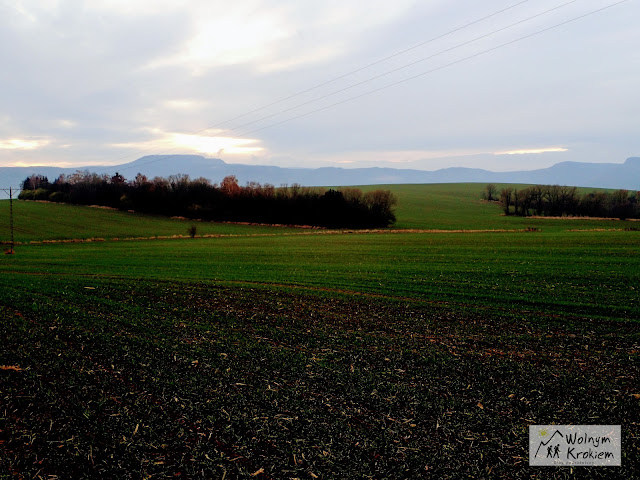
[9,187,14,254]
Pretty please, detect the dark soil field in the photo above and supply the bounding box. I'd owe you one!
[1,275,638,479]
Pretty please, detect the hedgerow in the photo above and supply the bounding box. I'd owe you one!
[19,173,397,228]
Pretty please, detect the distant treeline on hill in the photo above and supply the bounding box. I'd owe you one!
[19,172,397,228]
[483,184,640,219]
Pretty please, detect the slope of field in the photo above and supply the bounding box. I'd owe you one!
[0,200,302,243]
[2,183,636,244]
[1,183,639,478]
[370,183,636,231]
[1,230,638,321]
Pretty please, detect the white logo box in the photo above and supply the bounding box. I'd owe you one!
[529,425,621,466]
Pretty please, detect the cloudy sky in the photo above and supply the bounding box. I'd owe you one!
[1,0,638,172]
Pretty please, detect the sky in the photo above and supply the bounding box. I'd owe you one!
[1,0,638,173]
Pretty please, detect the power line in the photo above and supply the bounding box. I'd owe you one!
[194,1,532,130]
[201,0,580,139]
[109,0,531,169]
[122,0,628,174]
[236,0,629,139]
[116,0,576,174]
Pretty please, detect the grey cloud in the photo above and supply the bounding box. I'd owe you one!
[0,0,638,170]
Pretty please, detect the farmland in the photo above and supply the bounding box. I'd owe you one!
[1,183,639,478]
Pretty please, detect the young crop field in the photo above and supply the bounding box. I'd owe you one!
[1,184,639,479]
[0,200,302,244]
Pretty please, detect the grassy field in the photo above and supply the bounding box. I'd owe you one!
[0,200,302,243]
[370,183,636,231]
[1,184,638,478]
[2,183,634,242]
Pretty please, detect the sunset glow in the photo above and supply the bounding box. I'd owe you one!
[494,147,568,155]
[0,138,49,150]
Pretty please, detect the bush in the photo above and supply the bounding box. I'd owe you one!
[18,190,34,200]
[49,192,65,203]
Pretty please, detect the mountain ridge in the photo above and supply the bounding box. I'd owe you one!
[1,155,638,199]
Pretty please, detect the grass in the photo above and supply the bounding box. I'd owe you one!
[2,230,638,321]
[0,200,302,243]
[1,183,639,478]
[2,183,636,243]
[366,183,636,231]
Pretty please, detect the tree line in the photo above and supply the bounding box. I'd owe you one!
[482,183,639,219]
[19,172,397,228]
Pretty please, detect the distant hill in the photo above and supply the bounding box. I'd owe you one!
[1,155,639,199]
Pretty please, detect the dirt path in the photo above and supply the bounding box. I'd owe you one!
[7,227,528,246]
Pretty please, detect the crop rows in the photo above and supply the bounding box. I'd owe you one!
[1,274,638,478]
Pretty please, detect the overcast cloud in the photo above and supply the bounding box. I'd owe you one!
[1,0,638,172]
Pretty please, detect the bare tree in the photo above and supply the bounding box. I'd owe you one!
[484,184,497,201]
[500,188,513,215]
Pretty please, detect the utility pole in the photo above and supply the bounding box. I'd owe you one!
[2,187,15,254]
[9,187,14,254]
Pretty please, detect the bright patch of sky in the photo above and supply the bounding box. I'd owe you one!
[111,130,263,156]
[495,147,568,155]
[0,138,50,150]
[0,0,638,171]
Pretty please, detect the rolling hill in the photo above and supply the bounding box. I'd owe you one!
[1,155,639,199]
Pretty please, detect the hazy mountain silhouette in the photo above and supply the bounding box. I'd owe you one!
[2,155,639,199]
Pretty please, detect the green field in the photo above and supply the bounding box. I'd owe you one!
[2,183,633,242]
[1,184,638,478]
[0,200,303,244]
[376,183,634,231]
